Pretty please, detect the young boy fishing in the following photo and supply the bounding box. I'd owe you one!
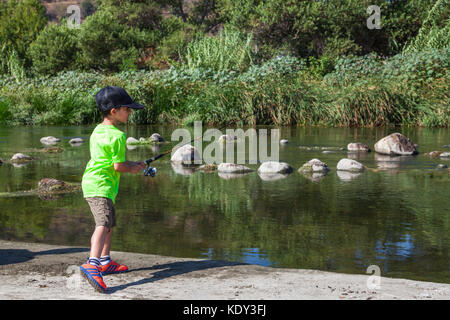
[80,86,147,293]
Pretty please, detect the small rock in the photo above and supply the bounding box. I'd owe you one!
[258,161,293,174]
[443,145,450,148]
[126,137,140,145]
[218,163,253,173]
[298,159,329,173]
[347,142,371,152]
[440,152,450,158]
[337,158,365,172]
[218,134,237,143]
[42,147,64,153]
[437,164,448,169]
[69,138,83,144]
[280,139,289,145]
[40,136,60,145]
[197,164,217,172]
[10,153,33,163]
[37,178,66,192]
[150,133,165,143]
[426,151,442,157]
[139,137,147,142]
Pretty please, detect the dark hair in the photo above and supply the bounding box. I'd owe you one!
[101,106,122,118]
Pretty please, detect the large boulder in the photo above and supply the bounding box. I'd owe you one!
[40,136,60,145]
[374,133,418,155]
[298,159,329,173]
[337,158,365,172]
[258,161,293,174]
[218,163,253,173]
[170,144,202,165]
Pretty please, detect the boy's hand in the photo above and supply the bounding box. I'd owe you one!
[130,161,147,174]
[114,161,147,174]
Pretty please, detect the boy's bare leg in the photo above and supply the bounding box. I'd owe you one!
[101,227,113,257]
[90,226,108,258]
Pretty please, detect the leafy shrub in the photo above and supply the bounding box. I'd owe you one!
[28,23,79,76]
[0,95,11,124]
[77,8,154,71]
[0,0,47,68]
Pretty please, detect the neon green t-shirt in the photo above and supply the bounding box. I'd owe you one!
[82,124,126,203]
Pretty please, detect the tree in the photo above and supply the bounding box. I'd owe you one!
[0,0,47,70]
[77,8,155,71]
[28,23,79,75]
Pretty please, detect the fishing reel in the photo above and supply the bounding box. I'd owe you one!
[143,165,157,177]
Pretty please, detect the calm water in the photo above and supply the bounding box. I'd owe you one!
[0,125,449,283]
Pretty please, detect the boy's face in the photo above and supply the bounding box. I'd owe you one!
[111,106,132,124]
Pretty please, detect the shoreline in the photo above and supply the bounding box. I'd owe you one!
[0,240,449,300]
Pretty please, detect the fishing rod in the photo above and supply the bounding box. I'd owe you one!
[143,114,256,176]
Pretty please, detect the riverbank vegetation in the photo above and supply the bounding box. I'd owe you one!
[0,0,448,127]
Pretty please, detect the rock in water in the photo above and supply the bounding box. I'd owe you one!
[426,151,442,158]
[69,138,84,144]
[10,153,33,163]
[197,164,217,172]
[37,178,66,192]
[374,133,418,155]
[218,163,253,173]
[150,133,165,143]
[40,136,60,145]
[170,144,202,165]
[337,158,365,172]
[218,134,237,143]
[126,137,140,145]
[280,139,289,145]
[298,159,329,173]
[258,161,293,174]
[347,142,371,152]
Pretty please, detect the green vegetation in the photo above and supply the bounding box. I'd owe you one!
[0,0,448,127]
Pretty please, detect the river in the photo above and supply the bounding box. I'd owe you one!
[0,125,448,283]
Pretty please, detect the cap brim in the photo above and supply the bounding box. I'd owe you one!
[123,102,145,110]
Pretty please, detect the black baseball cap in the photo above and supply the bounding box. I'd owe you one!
[95,86,145,112]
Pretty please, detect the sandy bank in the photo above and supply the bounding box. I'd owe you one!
[0,240,448,300]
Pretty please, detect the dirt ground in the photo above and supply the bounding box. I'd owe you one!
[0,240,449,300]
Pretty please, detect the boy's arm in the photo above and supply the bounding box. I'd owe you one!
[114,161,146,174]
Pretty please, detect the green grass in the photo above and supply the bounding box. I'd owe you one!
[0,50,448,127]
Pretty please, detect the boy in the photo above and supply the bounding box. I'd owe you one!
[80,86,147,293]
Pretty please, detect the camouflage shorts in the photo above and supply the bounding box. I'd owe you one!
[86,197,116,228]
